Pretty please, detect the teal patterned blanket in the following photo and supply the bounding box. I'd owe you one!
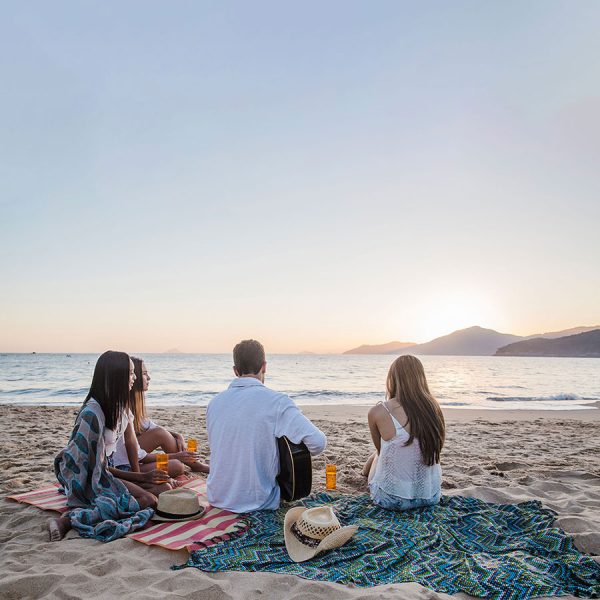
[179,492,600,600]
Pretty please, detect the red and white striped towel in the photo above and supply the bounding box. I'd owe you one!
[7,478,248,552]
[7,484,69,513]
[128,479,248,551]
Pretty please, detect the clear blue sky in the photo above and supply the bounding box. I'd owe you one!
[1,1,599,353]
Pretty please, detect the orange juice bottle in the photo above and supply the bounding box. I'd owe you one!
[187,438,198,452]
[326,464,337,490]
[156,453,168,473]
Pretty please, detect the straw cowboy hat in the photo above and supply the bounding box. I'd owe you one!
[151,488,206,522]
[284,505,358,562]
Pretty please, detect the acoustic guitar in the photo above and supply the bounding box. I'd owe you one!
[276,436,312,502]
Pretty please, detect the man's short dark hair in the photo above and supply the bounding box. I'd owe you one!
[233,339,265,375]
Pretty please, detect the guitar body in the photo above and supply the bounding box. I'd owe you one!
[277,436,312,502]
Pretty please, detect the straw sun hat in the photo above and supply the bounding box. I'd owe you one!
[284,505,358,562]
[151,488,206,522]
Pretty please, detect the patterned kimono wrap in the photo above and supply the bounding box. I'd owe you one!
[54,400,154,541]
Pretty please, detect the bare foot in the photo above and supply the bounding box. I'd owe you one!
[49,516,71,542]
[190,461,209,474]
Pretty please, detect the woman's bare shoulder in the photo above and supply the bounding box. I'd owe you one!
[368,402,387,420]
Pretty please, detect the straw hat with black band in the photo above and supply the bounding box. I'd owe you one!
[151,488,206,522]
[284,505,358,562]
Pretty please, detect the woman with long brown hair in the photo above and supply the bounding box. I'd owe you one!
[362,355,444,510]
[125,356,209,474]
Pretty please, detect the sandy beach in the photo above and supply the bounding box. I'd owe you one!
[1,403,599,599]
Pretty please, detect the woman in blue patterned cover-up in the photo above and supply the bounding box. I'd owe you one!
[362,355,445,511]
[49,351,169,542]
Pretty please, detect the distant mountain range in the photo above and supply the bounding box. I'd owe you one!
[344,325,600,357]
[496,329,600,357]
[525,326,600,339]
[389,326,522,356]
[344,341,416,355]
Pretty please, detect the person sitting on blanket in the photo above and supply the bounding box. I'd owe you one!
[206,339,327,513]
[49,351,172,542]
[111,413,188,487]
[362,355,445,511]
[114,356,208,479]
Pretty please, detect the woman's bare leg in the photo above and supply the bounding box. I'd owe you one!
[140,459,185,478]
[121,480,162,509]
[137,427,179,453]
[362,451,378,481]
[189,461,209,474]
[139,428,210,474]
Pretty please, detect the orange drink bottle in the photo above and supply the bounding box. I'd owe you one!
[187,438,198,452]
[156,453,168,473]
[326,464,337,490]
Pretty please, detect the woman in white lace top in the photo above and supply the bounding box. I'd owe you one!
[362,355,445,511]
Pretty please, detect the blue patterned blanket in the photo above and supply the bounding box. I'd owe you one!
[179,492,600,600]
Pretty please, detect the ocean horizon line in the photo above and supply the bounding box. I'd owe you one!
[2,351,599,360]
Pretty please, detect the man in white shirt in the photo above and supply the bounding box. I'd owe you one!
[206,339,327,512]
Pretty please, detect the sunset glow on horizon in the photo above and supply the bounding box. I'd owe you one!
[1,2,599,355]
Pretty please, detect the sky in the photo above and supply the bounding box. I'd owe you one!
[1,1,599,354]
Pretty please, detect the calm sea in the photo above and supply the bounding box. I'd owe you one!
[0,353,599,411]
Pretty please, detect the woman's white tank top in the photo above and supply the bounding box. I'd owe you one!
[370,402,442,500]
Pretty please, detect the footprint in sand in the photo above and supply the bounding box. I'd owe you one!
[518,475,535,485]
[490,470,506,478]
[570,532,600,555]
[466,466,486,475]
[555,516,594,533]
[494,461,529,471]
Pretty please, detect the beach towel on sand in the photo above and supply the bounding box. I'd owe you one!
[54,401,153,542]
[178,492,600,600]
[8,478,248,552]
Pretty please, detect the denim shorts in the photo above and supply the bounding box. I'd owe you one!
[370,484,441,511]
[114,464,131,472]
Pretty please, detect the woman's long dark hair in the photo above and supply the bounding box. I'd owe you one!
[85,350,131,431]
[129,356,147,434]
[386,355,445,466]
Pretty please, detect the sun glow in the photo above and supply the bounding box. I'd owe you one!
[416,290,498,342]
